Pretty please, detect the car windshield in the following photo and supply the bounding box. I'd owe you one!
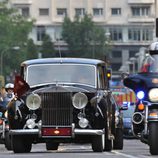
[140,54,158,73]
[26,64,96,88]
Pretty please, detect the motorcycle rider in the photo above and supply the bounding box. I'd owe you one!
[123,41,158,155]
[0,83,14,113]
[140,42,158,73]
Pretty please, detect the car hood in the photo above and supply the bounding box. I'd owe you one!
[30,84,96,93]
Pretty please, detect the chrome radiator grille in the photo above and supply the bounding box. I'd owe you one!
[41,92,73,126]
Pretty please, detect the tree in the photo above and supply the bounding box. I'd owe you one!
[62,14,111,59]
[40,34,55,58]
[0,0,34,78]
[26,39,38,60]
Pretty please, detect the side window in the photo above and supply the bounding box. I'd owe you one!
[97,66,106,89]
[20,66,25,79]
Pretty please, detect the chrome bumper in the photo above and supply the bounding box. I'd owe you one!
[74,129,104,135]
[9,129,39,135]
[9,128,104,136]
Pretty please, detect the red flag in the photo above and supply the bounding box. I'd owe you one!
[14,75,30,97]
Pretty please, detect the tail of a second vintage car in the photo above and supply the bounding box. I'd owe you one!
[123,41,158,155]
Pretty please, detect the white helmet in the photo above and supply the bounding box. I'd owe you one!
[149,42,158,52]
[5,83,14,90]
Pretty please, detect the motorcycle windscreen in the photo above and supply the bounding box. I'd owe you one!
[123,75,142,91]
[14,75,30,97]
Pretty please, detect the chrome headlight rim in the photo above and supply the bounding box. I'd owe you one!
[26,93,41,110]
[72,92,88,109]
[149,88,158,102]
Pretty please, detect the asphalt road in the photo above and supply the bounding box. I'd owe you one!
[0,139,156,158]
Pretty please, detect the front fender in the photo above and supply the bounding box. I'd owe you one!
[8,99,28,129]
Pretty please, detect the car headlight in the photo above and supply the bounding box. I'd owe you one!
[26,94,41,110]
[4,111,8,118]
[149,88,158,102]
[72,92,88,109]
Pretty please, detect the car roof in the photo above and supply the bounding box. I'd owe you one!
[21,58,106,67]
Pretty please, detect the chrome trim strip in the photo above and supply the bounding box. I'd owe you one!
[74,129,104,135]
[9,129,39,135]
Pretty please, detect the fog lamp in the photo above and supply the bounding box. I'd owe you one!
[26,119,36,129]
[79,118,89,128]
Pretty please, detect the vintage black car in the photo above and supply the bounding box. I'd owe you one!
[7,58,123,153]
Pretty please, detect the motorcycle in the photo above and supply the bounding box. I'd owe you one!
[123,47,158,155]
[0,111,12,150]
[0,89,14,151]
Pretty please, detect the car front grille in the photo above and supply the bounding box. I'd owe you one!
[41,92,73,126]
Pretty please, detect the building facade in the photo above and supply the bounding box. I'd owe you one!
[10,0,157,72]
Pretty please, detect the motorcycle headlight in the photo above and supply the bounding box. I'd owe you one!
[149,88,158,102]
[137,91,145,100]
[26,94,41,110]
[72,92,88,109]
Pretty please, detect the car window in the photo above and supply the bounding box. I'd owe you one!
[97,66,106,89]
[26,64,96,87]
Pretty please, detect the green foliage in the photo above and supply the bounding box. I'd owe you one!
[26,39,38,60]
[0,1,34,78]
[62,14,111,59]
[40,34,55,58]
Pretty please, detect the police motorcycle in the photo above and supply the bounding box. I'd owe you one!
[0,83,14,150]
[123,42,158,155]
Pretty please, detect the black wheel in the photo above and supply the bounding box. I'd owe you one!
[46,142,59,150]
[91,134,105,152]
[149,122,158,155]
[4,131,12,150]
[113,128,123,150]
[104,112,112,151]
[12,135,32,153]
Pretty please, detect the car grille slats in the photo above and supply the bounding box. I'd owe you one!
[41,92,73,126]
